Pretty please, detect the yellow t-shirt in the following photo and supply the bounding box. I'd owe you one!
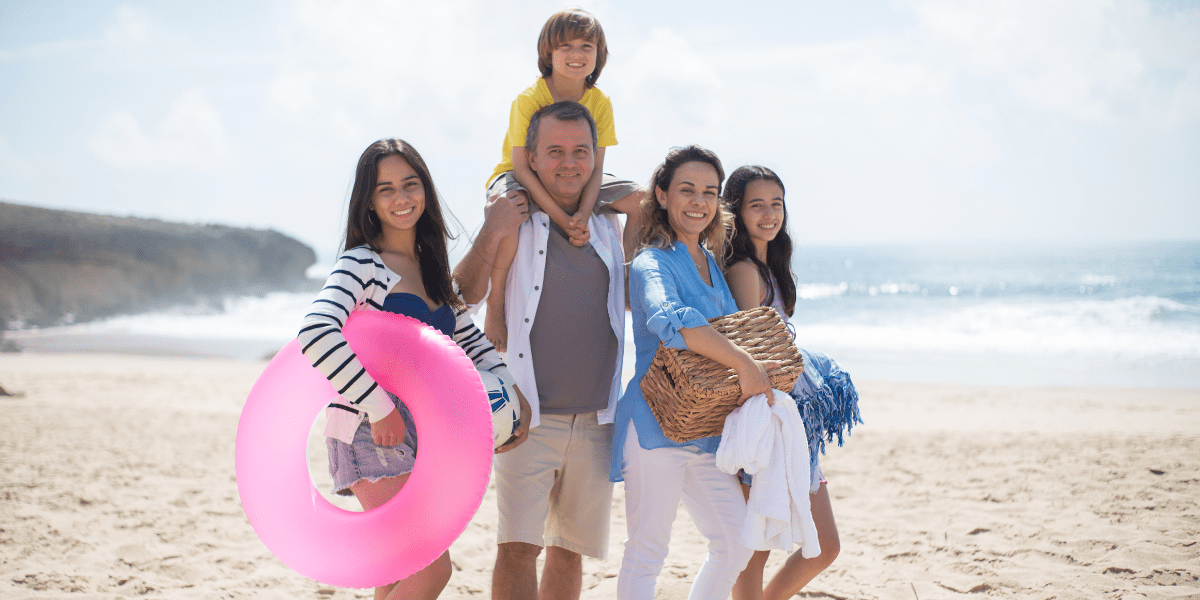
[487,77,619,188]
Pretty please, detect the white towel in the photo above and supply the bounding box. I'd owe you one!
[715,390,821,557]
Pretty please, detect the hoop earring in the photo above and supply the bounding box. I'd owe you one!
[368,211,379,227]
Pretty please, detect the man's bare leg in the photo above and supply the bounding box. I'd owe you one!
[539,546,583,600]
[493,542,541,600]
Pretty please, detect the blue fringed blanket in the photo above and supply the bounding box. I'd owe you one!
[792,348,863,491]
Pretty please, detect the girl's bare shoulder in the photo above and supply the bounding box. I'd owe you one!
[725,259,767,309]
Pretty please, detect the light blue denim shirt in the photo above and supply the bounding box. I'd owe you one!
[609,240,740,483]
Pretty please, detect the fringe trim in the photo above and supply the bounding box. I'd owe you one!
[791,354,863,489]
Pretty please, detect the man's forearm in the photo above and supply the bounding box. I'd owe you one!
[454,226,502,305]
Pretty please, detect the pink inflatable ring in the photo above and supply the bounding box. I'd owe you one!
[235,311,493,589]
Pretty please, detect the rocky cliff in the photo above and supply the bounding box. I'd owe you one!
[0,201,316,328]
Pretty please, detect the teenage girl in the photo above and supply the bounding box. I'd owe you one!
[297,139,530,600]
[722,165,861,600]
[482,8,641,351]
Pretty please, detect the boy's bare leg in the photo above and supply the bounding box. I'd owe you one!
[484,235,517,352]
[454,189,529,305]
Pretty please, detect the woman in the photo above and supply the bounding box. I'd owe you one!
[609,145,780,600]
[722,165,859,600]
[297,139,530,600]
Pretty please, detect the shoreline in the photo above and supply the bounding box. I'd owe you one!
[9,327,1200,391]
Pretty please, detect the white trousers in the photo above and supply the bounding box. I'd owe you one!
[618,423,754,600]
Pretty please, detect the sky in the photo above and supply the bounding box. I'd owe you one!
[2,0,1198,263]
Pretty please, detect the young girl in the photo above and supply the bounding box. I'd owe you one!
[298,139,530,600]
[721,165,861,600]
[482,8,641,351]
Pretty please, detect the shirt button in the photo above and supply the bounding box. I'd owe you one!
[524,318,529,323]
[534,286,539,290]
[539,250,544,254]
[518,353,524,358]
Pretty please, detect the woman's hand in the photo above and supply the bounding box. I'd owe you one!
[678,324,784,406]
[495,386,532,454]
[735,357,783,405]
[370,407,406,447]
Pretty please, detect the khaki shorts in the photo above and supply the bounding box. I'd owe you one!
[493,412,615,559]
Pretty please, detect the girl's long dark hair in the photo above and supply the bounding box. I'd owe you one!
[343,138,463,310]
[723,165,796,317]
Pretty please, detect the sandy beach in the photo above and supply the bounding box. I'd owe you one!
[1,351,1197,599]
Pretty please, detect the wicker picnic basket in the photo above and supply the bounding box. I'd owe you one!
[640,305,804,443]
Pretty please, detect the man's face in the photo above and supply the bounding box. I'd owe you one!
[527,117,595,210]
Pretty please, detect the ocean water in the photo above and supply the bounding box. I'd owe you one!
[13,241,1199,388]
[786,240,1200,388]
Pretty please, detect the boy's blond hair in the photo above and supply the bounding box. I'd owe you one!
[537,8,608,88]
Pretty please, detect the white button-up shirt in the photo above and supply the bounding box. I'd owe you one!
[500,210,625,429]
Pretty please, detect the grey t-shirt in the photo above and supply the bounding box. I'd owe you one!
[529,220,619,414]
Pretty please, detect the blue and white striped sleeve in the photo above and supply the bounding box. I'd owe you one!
[451,305,514,383]
[297,250,395,425]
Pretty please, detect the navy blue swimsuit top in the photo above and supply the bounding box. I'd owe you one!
[381,292,455,338]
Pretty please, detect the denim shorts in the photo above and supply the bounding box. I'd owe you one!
[326,392,417,496]
[738,461,826,493]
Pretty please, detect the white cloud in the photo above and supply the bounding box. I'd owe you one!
[89,89,233,170]
[908,0,1200,125]
[617,27,726,138]
[105,4,151,47]
[256,0,569,244]
[9,1,1190,247]
[0,135,38,181]
[0,4,151,63]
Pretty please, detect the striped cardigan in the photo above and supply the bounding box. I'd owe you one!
[298,245,511,444]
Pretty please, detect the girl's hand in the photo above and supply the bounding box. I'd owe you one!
[371,408,406,447]
[495,387,532,454]
[735,358,783,405]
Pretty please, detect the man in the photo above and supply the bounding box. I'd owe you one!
[454,101,631,600]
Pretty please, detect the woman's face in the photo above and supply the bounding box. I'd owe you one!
[656,161,721,245]
[371,155,425,235]
[738,179,786,245]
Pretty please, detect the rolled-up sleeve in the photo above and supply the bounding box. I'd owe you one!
[631,250,710,350]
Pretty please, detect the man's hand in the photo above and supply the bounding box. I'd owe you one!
[484,189,530,242]
[495,387,532,454]
[455,189,532,305]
